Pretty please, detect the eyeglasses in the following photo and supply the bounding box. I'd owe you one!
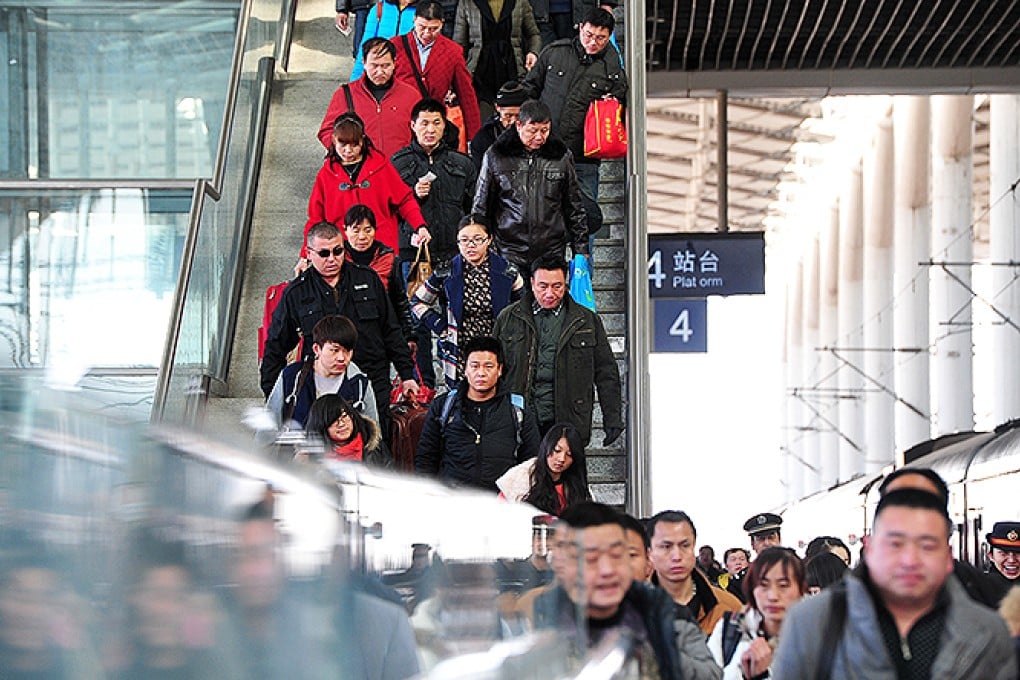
[457,236,488,247]
[581,28,611,44]
[314,245,345,258]
[333,412,353,424]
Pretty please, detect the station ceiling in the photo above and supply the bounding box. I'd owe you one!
[642,0,1014,235]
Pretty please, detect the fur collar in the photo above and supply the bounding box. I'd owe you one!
[492,125,569,159]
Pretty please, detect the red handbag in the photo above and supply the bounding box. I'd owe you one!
[583,97,628,160]
[390,350,436,405]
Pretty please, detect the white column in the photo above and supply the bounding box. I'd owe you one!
[892,96,932,458]
[990,94,1020,426]
[818,202,841,488]
[863,114,895,473]
[838,162,865,482]
[786,262,806,502]
[803,235,821,494]
[930,96,974,435]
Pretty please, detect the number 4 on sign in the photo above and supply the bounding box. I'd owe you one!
[648,251,666,289]
[669,309,693,342]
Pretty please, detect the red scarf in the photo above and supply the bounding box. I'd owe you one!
[328,433,364,462]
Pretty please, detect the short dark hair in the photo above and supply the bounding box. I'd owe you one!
[312,315,358,349]
[559,501,626,531]
[619,512,650,549]
[745,547,805,605]
[878,467,950,505]
[411,97,447,122]
[344,204,376,229]
[461,335,503,366]
[582,7,615,31]
[518,99,552,125]
[874,488,952,535]
[647,510,697,541]
[307,221,341,244]
[804,535,850,561]
[362,37,396,61]
[530,253,569,279]
[723,547,750,563]
[415,0,445,20]
[804,552,848,591]
[458,214,490,235]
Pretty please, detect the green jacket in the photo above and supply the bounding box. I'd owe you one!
[493,292,622,444]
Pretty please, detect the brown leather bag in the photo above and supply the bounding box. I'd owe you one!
[389,399,428,472]
[406,242,432,301]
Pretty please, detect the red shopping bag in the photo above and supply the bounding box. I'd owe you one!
[583,97,627,160]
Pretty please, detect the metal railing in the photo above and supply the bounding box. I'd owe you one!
[152,0,297,422]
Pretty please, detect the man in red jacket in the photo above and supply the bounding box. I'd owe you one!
[317,38,422,157]
[392,1,481,142]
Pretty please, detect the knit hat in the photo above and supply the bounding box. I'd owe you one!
[495,81,527,108]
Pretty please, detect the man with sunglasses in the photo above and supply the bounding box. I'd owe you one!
[260,222,419,439]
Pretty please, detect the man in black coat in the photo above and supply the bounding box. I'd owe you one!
[472,99,588,273]
[414,336,539,491]
[523,8,628,237]
[260,222,419,435]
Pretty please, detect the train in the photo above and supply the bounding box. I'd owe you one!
[780,420,1020,568]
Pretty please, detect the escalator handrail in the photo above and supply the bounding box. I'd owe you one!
[152,0,296,421]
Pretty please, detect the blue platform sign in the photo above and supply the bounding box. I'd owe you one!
[648,232,765,297]
[653,299,707,353]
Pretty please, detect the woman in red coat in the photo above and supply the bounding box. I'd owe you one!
[303,112,431,262]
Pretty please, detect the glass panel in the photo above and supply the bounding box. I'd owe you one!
[0,187,190,417]
[159,0,280,424]
[1,1,239,180]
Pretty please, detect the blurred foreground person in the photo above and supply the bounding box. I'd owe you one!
[709,547,805,680]
[534,502,721,680]
[227,501,419,680]
[1000,586,1020,672]
[0,542,103,679]
[115,534,239,679]
[773,489,1017,679]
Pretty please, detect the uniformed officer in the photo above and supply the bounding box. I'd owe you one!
[986,521,1020,605]
[742,512,783,556]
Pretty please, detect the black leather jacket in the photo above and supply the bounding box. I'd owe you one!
[471,126,588,271]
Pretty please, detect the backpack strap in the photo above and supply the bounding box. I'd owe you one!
[815,582,847,680]
[440,389,459,427]
[509,393,525,452]
[281,358,314,424]
[343,83,354,111]
[401,34,429,97]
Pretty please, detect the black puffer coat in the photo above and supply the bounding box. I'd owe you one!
[471,126,588,270]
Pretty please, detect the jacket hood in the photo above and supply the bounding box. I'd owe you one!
[363,414,383,451]
[492,125,569,160]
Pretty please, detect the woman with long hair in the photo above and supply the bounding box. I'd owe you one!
[305,394,394,468]
[708,546,806,680]
[496,423,591,515]
[302,111,429,269]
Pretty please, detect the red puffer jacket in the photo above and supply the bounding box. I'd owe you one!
[303,149,427,256]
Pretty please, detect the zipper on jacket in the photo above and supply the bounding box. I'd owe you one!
[899,636,911,661]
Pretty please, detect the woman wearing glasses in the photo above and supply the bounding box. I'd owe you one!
[303,112,431,269]
[411,215,524,388]
[305,394,394,468]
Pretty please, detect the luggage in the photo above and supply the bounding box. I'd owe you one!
[389,398,428,472]
[258,282,302,364]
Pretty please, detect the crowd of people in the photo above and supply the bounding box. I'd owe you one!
[260,0,628,485]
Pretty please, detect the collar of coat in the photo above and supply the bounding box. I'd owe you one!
[492,124,569,159]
